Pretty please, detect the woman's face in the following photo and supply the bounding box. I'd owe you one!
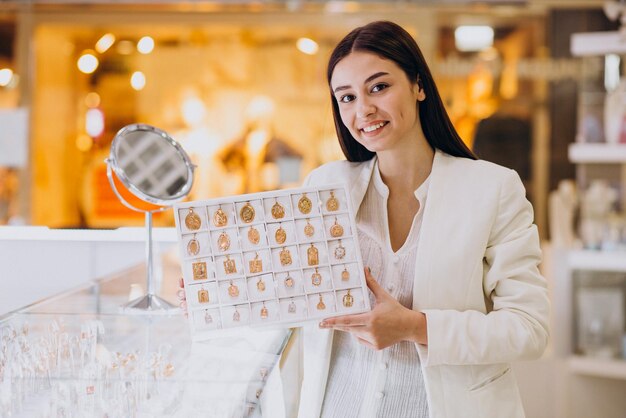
[330,51,425,154]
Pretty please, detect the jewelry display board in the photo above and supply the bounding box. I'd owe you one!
[174,184,371,339]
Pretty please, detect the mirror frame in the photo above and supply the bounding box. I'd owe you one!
[108,123,195,206]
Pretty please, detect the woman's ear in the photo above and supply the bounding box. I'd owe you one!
[415,74,426,102]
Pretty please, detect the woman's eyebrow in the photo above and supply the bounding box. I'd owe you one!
[333,71,389,94]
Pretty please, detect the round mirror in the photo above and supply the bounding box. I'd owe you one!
[108,124,194,207]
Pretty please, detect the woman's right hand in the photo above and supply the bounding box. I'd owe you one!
[177,277,188,317]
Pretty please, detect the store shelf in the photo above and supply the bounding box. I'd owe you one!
[568,355,626,380]
[567,249,626,272]
[568,143,626,164]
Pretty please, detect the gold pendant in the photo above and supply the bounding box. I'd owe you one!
[260,302,269,319]
[279,247,292,266]
[233,308,241,322]
[297,193,312,214]
[192,261,207,281]
[228,281,239,297]
[288,300,296,313]
[185,208,202,230]
[257,277,266,292]
[307,243,319,266]
[316,294,326,310]
[326,191,339,212]
[334,240,346,260]
[275,225,287,244]
[217,231,231,251]
[187,234,200,256]
[343,289,354,307]
[311,267,322,286]
[240,201,256,223]
[248,226,260,245]
[249,253,263,273]
[198,288,209,304]
[204,310,213,323]
[304,219,315,237]
[271,199,285,219]
[330,217,344,238]
[341,267,350,281]
[284,274,294,288]
[213,206,228,227]
[224,255,237,274]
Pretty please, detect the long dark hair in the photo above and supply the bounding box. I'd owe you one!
[327,20,477,162]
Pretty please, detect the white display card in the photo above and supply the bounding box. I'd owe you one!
[174,183,371,339]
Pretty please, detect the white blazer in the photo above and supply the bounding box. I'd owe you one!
[295,150,550,418]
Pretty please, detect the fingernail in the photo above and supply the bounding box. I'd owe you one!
[367,267,371,274]
[319,321,327,328]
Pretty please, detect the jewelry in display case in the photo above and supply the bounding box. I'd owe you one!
[192,261,207,281]
[213,205,228,227]
[204,310,213,323]
[317,294,326,310]
[271,198,285,219]
[260,302,269,319]
[288,300,297,313]
[334,240,346,260]
[228,281,240,298]
[341,266,350,281]
[248,226,260,245]
[198,288,209,303]
[298,193,312,214]
[187,234,200,256]
[275,224,287,244]
[343,290,354,307]
[330,217,344,238]
[224,255,237,274]
[279,247,292,266]
[257,277,266,292]
[185,208,202,230]
[233,307,241,321]
[218,231,231,251]
[284,274,294,288]
[240,201,256,223]
[326,190,339,212]
[307,243,319,266]
[249,253,263,273]
[311,267,322,286]
[304,219,315,237]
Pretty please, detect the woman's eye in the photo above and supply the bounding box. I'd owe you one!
[339,94,355,103]
[371,83,389,93]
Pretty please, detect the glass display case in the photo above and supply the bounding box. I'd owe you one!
[0,258,292,417]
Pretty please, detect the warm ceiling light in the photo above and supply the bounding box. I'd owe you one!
[297,37,319,55]
[95,33,115,53]
[455,26,494,52]
[117,40,134,55]
[131,71,146,90]
[77,51,99,74]
[85,108,105,138]
[137,36,154,54]
[0,68,13,86]
[85,92,101,108]
[182,96,206,127]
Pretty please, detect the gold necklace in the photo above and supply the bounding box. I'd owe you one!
[213,205,228,227]
[275,224,287,245]
[330,217,344,238]
[271,198,285,219]
[240,201,256,223]
[304,219,315,237]
[298,193,312,214]
[326,190,339,212]
[185,208,202,230]
[192,261,207,281]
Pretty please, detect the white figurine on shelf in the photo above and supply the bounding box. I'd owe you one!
[579,180,618,250]
[548,179,578,248]
[604,78,626,144]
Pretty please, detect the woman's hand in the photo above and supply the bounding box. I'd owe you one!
[319,268,428,350]
[177,277,188,317]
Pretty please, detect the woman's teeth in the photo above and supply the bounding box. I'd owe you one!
[363,122,386,133]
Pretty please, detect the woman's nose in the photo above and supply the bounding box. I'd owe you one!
[356,98,375,119]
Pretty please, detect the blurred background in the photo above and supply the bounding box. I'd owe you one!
[1,1,626,417]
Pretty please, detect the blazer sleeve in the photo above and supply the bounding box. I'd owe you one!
[421,169,550,366]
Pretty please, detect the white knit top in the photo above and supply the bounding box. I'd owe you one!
[320,162,430,418]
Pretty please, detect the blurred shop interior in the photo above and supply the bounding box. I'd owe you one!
[2,1,626,417]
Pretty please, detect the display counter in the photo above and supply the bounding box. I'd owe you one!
[0,254,292,417]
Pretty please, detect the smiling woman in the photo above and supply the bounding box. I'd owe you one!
[297,20,550,418]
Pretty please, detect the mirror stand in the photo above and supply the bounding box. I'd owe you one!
[106,163,178,313]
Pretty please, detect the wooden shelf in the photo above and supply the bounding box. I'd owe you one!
[568,356,626,380]
[568,143,626,164]
[567,249,626,272]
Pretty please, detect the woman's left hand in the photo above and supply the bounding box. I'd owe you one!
[319,267,428,350]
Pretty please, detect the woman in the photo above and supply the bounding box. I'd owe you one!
[296,20,549,418]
